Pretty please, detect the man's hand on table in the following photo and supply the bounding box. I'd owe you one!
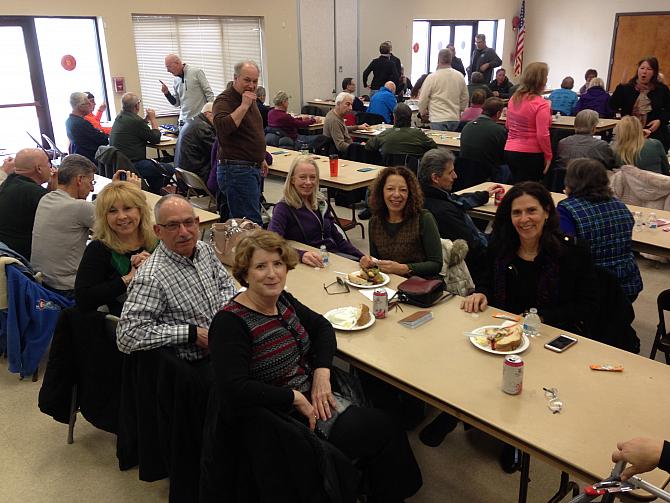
[461,293,488,313]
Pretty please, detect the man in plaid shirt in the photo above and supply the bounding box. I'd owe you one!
[117,194,236,360]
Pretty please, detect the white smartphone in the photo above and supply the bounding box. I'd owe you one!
[544,334,578,353]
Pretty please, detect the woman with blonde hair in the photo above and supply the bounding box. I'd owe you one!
[75,175,158,315]
[504,62,553,182]
[612,116,669,174]
[268,155,363,267]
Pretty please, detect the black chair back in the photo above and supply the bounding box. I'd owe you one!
[356,112,385,126]
[452,157,491,192]
[652,289,670,363]
[312,135,338,157]
[383,153,422,175]
[301,105,327,117]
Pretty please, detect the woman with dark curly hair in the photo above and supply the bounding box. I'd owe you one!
[461,181,598,333]
[359,166,442,278]
[609,56,670,151]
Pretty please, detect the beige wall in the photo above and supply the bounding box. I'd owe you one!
[358,0,519,84]
[524,0,670,90]
[5,0,301,116]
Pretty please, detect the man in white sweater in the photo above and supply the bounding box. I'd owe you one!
[418,49,468,131]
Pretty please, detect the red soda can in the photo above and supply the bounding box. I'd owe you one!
[502,355,524,395]
[494,187,505,206]
[372,289,388,319]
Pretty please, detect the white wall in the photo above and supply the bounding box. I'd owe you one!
[358,0,519,87]
[524,0,670,89]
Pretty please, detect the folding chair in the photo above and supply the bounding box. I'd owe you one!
[174,167,217,212]
[651,289,670,364]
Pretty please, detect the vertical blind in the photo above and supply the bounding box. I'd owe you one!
[132,15,265,115]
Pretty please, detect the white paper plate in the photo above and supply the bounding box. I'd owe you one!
[344,271,390,289]
[324,307,376,331]
[467,325,530,355]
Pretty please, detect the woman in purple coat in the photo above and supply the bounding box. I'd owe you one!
[575,78,613,118]
[269,155,363,267]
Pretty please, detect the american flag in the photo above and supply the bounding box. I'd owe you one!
[513,0,525,77]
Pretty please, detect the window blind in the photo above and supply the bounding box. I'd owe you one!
[132,15,264,116]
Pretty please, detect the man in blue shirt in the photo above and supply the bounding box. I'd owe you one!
[548,77,579,116]
[367,81,397,123]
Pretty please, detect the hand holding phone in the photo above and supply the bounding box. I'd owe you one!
[544,334,578,353]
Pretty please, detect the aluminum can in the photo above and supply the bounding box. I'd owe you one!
[372,289,388,319]
[494,188,505,206]
[502,355,524,395]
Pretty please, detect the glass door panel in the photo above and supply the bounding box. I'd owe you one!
[0,25,41,155]
[411,21,429,84]
[454,25,474,73]
[429,25,451,73]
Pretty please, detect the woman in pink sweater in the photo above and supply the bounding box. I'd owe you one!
[504,62,553,182]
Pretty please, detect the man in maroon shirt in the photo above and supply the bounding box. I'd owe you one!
[267,91,317,150]
[213,60,268,225]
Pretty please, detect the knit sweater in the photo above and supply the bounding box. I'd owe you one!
[369,210,442,277]
[210,291,336,408]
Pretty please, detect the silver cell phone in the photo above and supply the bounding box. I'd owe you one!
[544,334,578,353]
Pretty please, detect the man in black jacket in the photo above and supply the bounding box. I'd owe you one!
[363,41,400,95]
[175,102,216,180]
[419,148,502,275]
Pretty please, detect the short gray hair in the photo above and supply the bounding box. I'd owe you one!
[335,91,353,105]
[418,149,456,185]
[574,109,600,134]
[255,86,266,100]
[589,77,605,89]
[234,60,260,76]
[153,193,193,223]
[438,49,452,66]
[121,93,140,112]
[475,34,486,41]
[70,92,89,110]
[57,154,96,185]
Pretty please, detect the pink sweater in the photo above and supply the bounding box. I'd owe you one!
[504,95,552,162]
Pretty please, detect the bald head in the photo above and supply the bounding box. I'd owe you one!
[165,54,184,76]
[14,148,51,184]
[384,81,396,94]
[121,92,141,113]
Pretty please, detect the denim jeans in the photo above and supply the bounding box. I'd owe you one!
[430,121,460,131]
[218,160,262,225]
[134,159,175,194]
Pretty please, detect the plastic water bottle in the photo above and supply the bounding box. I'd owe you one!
[300,142,309,156]
[634,211,643,232]
[523,308,541,337]
[648,212,658,230]
[320,245,329,267]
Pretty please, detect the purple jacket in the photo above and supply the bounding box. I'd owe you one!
[268,201,363,259]
[575,87,613,118]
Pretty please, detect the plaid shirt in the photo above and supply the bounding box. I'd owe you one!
[117,241,236,360]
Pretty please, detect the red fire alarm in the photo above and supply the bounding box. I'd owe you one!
[61,55,77,71]
[413,42,420,53]
[112,77,126,93]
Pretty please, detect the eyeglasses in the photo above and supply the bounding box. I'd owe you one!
[543,387,563,414]
[323,276,350,295]
[156,218,198,231]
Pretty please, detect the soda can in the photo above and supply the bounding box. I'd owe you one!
[502,355,524,395]
[372,289,388,319]
[494,188,505,206]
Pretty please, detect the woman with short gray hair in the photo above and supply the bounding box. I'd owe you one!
[556,109,616,169]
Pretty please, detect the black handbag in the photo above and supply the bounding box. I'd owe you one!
[394,276,451,308]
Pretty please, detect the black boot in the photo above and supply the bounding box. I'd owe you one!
[419,412,459,447]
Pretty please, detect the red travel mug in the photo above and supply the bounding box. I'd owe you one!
[329,154,339,177]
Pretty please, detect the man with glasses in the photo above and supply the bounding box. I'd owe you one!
[66,91,109,164]
[110,92,176,194]
[117,194,236,361]
[31,155,127,297]
[0,148,57,260]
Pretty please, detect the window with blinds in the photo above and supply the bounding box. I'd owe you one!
[132,15,264,116]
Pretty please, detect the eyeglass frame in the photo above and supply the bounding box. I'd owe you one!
[155,217,199,232]
[323,276,350,295]
[543,387,563,414]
